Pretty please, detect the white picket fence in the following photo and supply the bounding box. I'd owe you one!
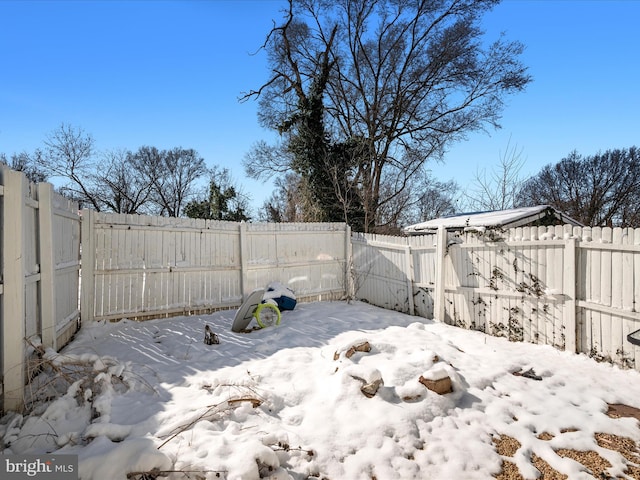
[0,167,81,413]
[352,226,640,370]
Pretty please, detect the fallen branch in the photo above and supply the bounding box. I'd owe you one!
[157,396,263,449]
[227,397,263,408]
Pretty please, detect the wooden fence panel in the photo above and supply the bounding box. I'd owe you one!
[408,234,437,318]
[0,169,80,413]
[351,233,413,313]
[84,213,243,321]
[440,229,566,347]
[242,223,347,298]
[53,188,81,345]
[576,227,640,368]
[352,226,640,371]
[81,213,349,322]
[633,229,640,368]
[39,184,81,349]
[0,168,26,412]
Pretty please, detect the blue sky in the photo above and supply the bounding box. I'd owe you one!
[1,0,639,213]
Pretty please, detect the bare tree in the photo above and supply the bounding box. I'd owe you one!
[7,125,211,217]
[160,148,208,217]
[374,166,459,232]
[244,140,292,179]
[519,147,640,227]
[243,0,531,232]
[129,146,207,217]
[94,149,154,214]
[416,177,459,222]
[37,123,102,210]
[0,151,47,183]
[464,137,525,211]
[258,172,324,223]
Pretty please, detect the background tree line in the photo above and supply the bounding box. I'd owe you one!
[519,146,640,228]
[0,123,251,221]
[2,124,638,228]
[457,143,640,228]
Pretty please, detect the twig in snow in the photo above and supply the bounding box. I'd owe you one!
[157,396,263,449]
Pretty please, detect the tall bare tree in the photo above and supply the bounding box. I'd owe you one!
[243,0,531,232]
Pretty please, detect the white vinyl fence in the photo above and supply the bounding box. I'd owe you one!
[0,167,81,413]
[352,225,640,370]
[80,211,350,323]
[4,165,639,412]
[0,170,350,413]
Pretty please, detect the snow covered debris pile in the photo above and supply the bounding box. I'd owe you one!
[2,302,640,479]
[263,281,297,311]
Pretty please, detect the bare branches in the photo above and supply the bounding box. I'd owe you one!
[520,146,640,227]
[464,136,525,211]
[244,0,531,232]
[157,385,264,449]
[96,149,154,214]
[238,0,297,103]
[15,123,211,217]
[38,123,102,211]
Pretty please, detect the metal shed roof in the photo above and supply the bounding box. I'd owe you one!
[403,205,583,234]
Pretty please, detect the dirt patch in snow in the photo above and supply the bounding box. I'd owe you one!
[608,403,640,422]
[493,430,640,480]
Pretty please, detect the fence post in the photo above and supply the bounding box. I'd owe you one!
[345,224,354,300]
[563,237,577,353]
[38,182,56,350]
[239,221,248,297]
[434,226,447,322]
[80,209,96,323]
[2,168,27,411]
[404,243,415,315]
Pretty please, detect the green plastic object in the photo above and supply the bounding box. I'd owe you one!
[254,302,281,328]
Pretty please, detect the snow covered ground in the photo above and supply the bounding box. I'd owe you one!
[2,301,640,480]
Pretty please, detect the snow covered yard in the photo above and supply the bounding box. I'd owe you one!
[2,301,640,480]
